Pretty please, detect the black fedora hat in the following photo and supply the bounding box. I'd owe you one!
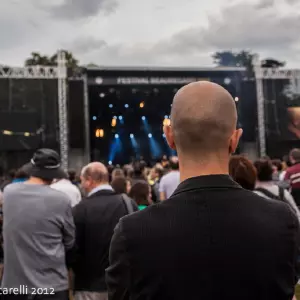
[28,149,67,180]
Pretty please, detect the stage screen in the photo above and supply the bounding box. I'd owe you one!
[88,71,241,164]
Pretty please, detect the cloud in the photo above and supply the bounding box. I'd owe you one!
[286,0,298,5]
[200,4,300,50]
[68,37,107,55]
[45,0,118,20]
[256,0,275,9]
[81,1,300,66]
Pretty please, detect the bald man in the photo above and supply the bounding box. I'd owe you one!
[72,163,137,300]
[107,81,300,300]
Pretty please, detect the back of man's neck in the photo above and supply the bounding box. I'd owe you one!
[179,161,229,182]
[26,177,46,185]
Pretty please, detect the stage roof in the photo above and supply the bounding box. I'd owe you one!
[86,66,246,72]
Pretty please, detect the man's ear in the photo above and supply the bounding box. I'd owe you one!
[229,128,243,154]
[163,125,176,150]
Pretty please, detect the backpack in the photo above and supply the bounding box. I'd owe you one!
[255,186,285,202]
[121,194,137,214]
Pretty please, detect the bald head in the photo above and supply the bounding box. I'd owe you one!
[169,81,239,155]
[81,162,109,183]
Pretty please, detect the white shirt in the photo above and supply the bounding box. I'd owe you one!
[159,171,180,199]
[254,181,300,223]
[51,179,81,207]
[88,184,113,197]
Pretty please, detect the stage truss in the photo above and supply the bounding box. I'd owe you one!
[0,51,73,170]
[254,57,300,158]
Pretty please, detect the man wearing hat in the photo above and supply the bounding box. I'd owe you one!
[1,149,75,300]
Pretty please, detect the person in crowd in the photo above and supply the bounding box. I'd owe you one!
[72,162,137,300]
[2,149,75,300]
[254,159,300,221]
[123,164,133,178]
[106,81,300,300]
[229,155,257,190]
[111,177,131,195]
[129,181,152,210]
[130,161,147,184]
[285,148,300,207]
[280,155,292,181]
[159,156,180,200]
[149,166,164,203]
[272,159,284,181]
[68,169,80,186]
[111,168,125,181]
[0,169,16,190]
[11,163,31,183]
[161,155,169,168]
[51,173,82,208]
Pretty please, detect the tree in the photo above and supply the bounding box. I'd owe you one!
[212,51,239,67]
[25,52,53,66]
[50,50,79,69]
[212,50,255,68]
[25,50,79,68]
[212,50,285,69]
[261,58,285,68]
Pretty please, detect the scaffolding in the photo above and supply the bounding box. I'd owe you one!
[0,51,75,170]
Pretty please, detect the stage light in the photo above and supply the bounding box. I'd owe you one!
[92,116,97,121]
[235,97,239,102]
[164,115,168,119]
[162,133,166,138]
[115,134,119,139]
[99,93,105,98]
[125,104,129,108]
[140,102,145,108]
[130,134,134,139]
[109,104,113,108]
[119,116,123,120]
[108,161,112,165]
[224,78,231,85]
[95,129,104,138]
[111,118,117,127]
[3,130,12,135]
[142,116,146,121]
[113,116,117,119]
[24,132,30,137]
[163,118,171,126]
[148,133,152,138]
[109,88,115,93]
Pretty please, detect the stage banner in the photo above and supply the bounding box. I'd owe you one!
[90,77,210,85]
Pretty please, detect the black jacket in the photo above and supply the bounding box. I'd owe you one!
[106,175,300,300]
[72,189,137,292]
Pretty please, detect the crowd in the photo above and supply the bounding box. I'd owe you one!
[0,81,299,300]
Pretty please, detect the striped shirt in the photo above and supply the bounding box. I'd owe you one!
[285,163,300,189]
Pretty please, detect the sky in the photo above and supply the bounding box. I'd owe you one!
[0,0,300,67]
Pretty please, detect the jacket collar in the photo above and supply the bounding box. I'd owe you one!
[87,189,117,198]
[172,175,242,197]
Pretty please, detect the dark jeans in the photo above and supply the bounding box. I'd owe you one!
[1,290,68,300]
